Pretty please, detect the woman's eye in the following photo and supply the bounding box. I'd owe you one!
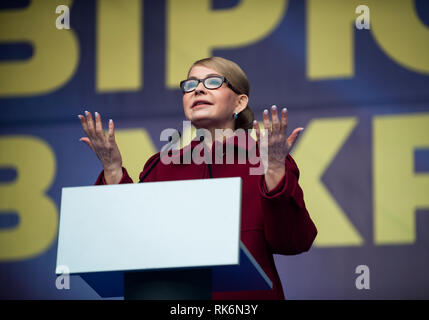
[207,79,220,86]
[186,81,197,89]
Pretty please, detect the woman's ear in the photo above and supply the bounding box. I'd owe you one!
[234,94,249,114]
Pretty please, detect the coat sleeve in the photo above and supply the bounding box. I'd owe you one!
[259,154,318,255]
[94,153,161,185]
[94,167,134,185]
[137,152,161,183]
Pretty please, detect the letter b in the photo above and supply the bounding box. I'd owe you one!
[0,0,78,96]
[0,136,58,261]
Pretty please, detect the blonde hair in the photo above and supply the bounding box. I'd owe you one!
[188,56,254,130]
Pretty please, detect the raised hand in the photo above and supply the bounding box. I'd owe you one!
[78,111,123,184]
[252,105,303,191]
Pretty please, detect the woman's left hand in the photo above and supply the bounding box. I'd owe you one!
[252,105,304,191]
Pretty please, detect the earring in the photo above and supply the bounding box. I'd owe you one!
[233,112,238,119]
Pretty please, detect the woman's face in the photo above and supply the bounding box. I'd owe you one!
[183,65,241,129]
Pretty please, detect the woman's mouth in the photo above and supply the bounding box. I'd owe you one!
[192,100,213,108]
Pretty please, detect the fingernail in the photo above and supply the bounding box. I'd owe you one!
[109,119,113,124]
[271,105,277,110]
[263,109,269,115]
[84,110,89,116]
[282,108,287,113]
[253,120,258,125]
[78,115,82,119]
[95,112,99,117]
[300,128,305,133]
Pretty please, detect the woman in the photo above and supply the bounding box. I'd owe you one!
[78,56,317,299]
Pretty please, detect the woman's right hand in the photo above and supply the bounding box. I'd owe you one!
[78,111,123,184]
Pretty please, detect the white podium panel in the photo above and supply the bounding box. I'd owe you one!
[56,177,242,274]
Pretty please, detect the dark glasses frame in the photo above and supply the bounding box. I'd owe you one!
[180,76,240,94]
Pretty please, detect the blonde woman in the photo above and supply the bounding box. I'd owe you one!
[79,56,317,299]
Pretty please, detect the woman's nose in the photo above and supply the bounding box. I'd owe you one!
[194,81,206,94]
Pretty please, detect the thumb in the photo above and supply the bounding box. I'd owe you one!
[287,127,304,149]
[79,137,96,153]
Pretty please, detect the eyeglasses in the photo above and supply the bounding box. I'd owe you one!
[180,76,239,94]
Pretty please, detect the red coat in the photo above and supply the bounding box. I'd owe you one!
[95,134,317,299]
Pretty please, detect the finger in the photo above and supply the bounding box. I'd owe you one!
[252,120,260,142]
[262,109,271,137]
[79,137,96,153]
[287,127,304,150]
[94,112,106,140]
[78,114,92,138]
[280,107,288,136]
[270,105,280,134]
[78,113,94,139]
[84,110,96,138]
[108,118,116,142]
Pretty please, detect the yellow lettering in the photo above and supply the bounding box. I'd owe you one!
[374,113,429,244]
[0,136,58,260]
[307,0,429,79]
[166,0,288,87]
[115,129,157,182]
[370,0,429,74]
[292,117,363,246]
[96,0,142,92]
[0,0,79,97]
[307,0,358,79]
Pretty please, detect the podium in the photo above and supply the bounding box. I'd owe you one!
[56,177,272,299]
